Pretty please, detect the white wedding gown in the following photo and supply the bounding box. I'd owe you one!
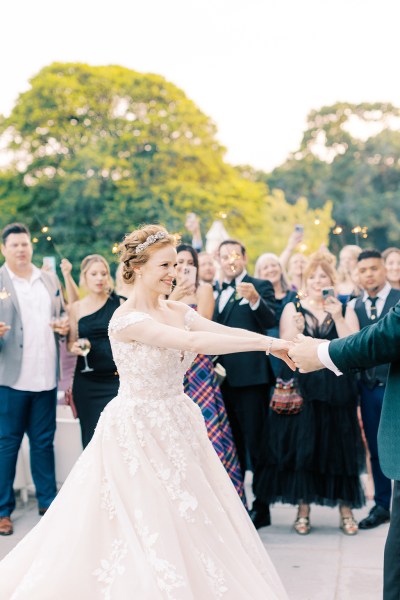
[0,309,287,599]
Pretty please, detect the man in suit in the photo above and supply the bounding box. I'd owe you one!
[213,239,276,528]
[289,301,400,600]
[349,249,400,530]
[0,223,68,536]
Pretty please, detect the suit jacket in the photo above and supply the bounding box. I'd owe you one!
[213,274,275,387]
[0,264,64,387]
[329,300,400,480]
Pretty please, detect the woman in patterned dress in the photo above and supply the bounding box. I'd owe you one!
[169,244,244,500]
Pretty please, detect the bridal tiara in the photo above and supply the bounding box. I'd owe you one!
[136,231,168,253]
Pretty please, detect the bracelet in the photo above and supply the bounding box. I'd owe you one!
[265,338,274,355]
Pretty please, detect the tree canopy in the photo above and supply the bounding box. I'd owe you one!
[0,62,332,273]
[265,102,400,251]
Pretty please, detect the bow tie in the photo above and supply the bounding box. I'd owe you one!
[221,280,236,290]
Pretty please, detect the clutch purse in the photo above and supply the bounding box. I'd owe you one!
[64,387,78,419]
[269,377,303,415]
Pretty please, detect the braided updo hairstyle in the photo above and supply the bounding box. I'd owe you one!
[119,225,176,285]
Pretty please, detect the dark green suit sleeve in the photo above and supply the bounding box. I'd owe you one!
[329,301,400,372]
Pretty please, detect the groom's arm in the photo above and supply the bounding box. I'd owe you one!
[290,302,400,374]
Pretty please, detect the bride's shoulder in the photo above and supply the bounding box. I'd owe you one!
[109,308,152,333]
[163,299,189,314]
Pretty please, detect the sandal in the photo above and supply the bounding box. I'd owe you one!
[340,515,358,536]
[294,515,311,535]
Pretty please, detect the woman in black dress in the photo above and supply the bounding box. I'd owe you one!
[255,252,365,535]
[254,252,297,377]
[68,255,122,448]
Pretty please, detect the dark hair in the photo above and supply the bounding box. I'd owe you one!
[1,223,30,244]
[176,243,199,288]
[218,239,246,257]
[357,249,382,262]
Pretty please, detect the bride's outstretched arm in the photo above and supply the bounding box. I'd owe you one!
[112,308,295,369]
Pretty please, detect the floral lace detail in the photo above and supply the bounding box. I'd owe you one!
[100,476,116,520]
[11,559,46,598]
[133,509,185,599]
[198,552,228,598]
[93,539,128,600]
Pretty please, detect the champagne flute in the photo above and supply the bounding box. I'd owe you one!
[78,338,94,373]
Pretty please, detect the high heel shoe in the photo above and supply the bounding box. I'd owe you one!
[340,514,358,535]
[293,515,311,535]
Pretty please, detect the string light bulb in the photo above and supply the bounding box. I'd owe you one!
[46,236,52,241]
[41,226,49,233]
[333,226,343,235]
[314,218,320,225]
[32,237,39,243]
[111,243,119,254]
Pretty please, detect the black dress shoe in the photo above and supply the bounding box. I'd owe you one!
[359,505,390,529]
[250,507,271,529]
[38,507,48,516]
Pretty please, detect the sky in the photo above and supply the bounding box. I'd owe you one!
[1,0,400,172]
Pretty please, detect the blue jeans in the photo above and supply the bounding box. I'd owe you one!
[0,386,57,516]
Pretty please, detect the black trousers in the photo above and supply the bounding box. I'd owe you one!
[220,381,270,505]
[384,480,400,600]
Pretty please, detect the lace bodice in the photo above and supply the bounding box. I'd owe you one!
[108,308,197,402]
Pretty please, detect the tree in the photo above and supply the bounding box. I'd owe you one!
[264,102,400,251]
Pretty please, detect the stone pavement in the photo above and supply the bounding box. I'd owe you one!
[0,495,385,599]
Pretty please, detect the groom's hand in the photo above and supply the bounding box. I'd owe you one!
[288,334,325,373]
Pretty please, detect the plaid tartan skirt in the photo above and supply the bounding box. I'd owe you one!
[184,353,245,501]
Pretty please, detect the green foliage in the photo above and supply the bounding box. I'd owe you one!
[0,62,333,274]
[264,102,400,252]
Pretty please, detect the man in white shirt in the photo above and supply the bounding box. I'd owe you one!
[0,223,67,536]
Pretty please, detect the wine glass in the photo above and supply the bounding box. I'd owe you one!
[77,338,94,373]
[50,312,69,334]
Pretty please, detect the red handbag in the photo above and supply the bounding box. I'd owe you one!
[269,377,303,415]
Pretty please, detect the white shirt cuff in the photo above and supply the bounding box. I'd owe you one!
[250,298,261,310]
[317,341,342,376]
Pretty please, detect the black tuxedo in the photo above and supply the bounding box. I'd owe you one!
[213,273,275,505]
[213,274,276,387]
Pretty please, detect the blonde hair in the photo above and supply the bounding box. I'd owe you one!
[119,224,176,285]
[254,253,290,292]
[79,254,113,292]
[337,245,362,283]
[303,250,338,287]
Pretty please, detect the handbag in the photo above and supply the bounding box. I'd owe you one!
[269,377,303,415]
[64,387,78,419]
[211,356,226,386]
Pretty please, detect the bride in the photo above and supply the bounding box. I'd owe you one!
[0,225,293,600]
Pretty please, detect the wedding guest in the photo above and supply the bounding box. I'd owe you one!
[169,244,244,498]
[382,247,400,290]
[68,255,123,448]
[349,249,400,530]
[289,302,400,599]
[0,223,68,536]
[213,239,276,528]
[255,251,365,535]
[254,252,297,376]
[287,253,308,291]
[336,245,362,303]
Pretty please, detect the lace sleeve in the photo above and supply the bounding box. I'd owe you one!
[109,312,152,335]
[184,306,198,331]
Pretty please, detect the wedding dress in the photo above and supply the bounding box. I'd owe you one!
[0,309,287,599]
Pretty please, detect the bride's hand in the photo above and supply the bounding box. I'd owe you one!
[269,339,296,371]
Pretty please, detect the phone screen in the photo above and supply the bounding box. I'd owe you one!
[43,256,56,272]
[322,287,335,299]
[294,224,304,233]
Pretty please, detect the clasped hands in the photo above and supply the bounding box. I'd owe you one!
[270,335,325,373]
